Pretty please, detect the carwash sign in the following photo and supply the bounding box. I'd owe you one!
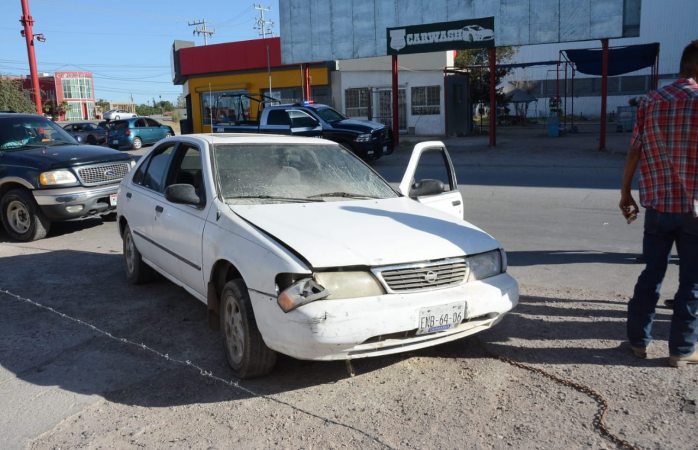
[387,17,494,55]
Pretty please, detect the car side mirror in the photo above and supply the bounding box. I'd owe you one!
[165,184,202,206]
[409,179,445,198]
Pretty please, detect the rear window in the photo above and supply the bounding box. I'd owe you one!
[111,121,129,130]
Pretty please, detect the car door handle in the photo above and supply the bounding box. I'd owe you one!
[155,205,164,213]
[126,192,132,199]
[452,200,462,206]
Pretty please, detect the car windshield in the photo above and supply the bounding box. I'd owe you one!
[213,143,398,204]
[0,116,78,151]
[313,107,346,123]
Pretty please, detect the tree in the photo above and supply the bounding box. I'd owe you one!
[0,78,35,113]
[95,98,111,114]
[455,46,518,110]
[176,93,186,109]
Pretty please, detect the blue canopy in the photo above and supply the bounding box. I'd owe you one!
[564,43,659,76]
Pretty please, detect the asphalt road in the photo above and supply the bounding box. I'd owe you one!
[0,127,691,449]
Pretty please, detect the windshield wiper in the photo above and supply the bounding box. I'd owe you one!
[307,192,378,199]
[226,195,324,203]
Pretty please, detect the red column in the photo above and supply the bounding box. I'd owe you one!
[392,54,399,147]
[599,38,609,151]
[488,47,496,147]
[303,64,312,102]
[20,0,42,115]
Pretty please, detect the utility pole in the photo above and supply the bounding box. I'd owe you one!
[19,0,45,115]
[253,4,274,38]
[188,19,214,45]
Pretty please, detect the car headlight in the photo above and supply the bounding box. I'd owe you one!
[467,250,503,281]
[314,271,385,300]
[129,159,136,169]
[277,278,329,313]
[276,271,385,312]
[39,169,78,186]
[355,133,372,142]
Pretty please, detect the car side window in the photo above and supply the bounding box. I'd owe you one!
[412,148,456,192]
[287,110,317,128]
[267,109,290,126]
[145,118,160,127]
[139,143,177,192]
[166,144,204,201]
[135,119,147,128]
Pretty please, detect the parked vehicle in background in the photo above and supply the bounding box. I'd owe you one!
[116,133,518,378]
[107,117,175,150]
[212,96,393,160]
[0,113,133,241]
[62,121,107,145]
[103,109,137,121]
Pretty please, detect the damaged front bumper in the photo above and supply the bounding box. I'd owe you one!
[251,272,518,361]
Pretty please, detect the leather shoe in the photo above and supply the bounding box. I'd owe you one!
[669,349,698,367]
[631,345,647,359]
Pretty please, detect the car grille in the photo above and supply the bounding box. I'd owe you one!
[76,162,130,186]
[372,257,468,293]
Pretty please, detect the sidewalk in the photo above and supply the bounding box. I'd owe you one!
[393,122,632,168]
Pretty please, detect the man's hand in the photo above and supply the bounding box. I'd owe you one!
[620,193,639,223]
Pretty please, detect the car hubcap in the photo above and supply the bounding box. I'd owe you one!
[224,297,244,364]
[7,200,30,234]
[124,232,135,274]
[133,139,141,149]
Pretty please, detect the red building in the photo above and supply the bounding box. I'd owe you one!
[21,71,96,121]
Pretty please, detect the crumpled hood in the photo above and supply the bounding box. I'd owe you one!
[229,197,500,268]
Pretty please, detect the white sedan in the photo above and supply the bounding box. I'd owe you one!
[116,134,518,378]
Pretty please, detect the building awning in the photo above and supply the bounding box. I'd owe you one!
[563,43,659,76]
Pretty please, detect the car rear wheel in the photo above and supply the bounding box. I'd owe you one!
[131,137,143,150]
[115,115,120,120]
[165,133,172,138]
[220,279,277,378]
[86,135,96,145]
[122,224,154,284]
[0,189,50,242]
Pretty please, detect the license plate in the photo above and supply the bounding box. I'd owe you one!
[109,193,118,206]
[112,139,119,145]
[417,302,465,335]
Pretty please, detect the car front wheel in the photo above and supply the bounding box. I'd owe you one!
[0,188,50,242]
[220,279,277,378]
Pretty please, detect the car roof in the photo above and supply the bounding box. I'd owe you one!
[0,112,44,119]
[171,133,340,147]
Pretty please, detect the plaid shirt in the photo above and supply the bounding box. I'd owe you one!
[631,78,698,217]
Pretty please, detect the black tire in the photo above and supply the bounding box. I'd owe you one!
[86,135,96,145]
[122,224,154,284]
[0,188,50,242]
[220,279,277,378]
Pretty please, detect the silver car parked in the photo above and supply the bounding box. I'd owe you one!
[103,109,137,121]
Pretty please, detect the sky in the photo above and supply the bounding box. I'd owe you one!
[0,0,280,104]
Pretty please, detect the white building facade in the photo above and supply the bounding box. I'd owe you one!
[331,52,454,135]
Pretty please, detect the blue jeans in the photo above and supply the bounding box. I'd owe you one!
[627,209,698,356]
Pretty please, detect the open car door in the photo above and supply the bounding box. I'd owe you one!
[398,141,463,219]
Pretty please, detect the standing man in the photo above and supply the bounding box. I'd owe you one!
[620,40,698,367]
